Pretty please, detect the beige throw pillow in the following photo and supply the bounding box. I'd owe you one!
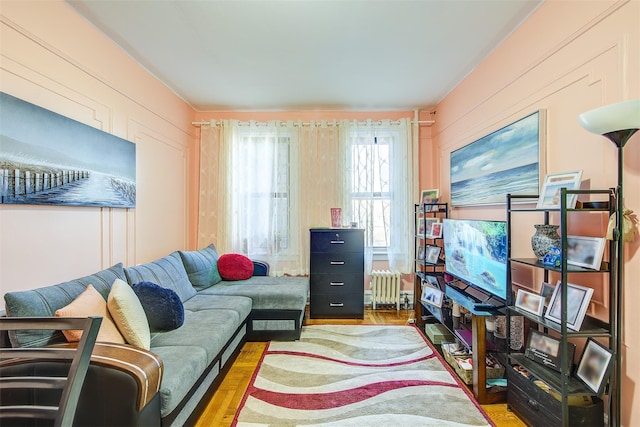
[107,279,151,350]
[55,284,125,344]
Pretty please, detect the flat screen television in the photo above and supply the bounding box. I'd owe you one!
[443,219,508,302]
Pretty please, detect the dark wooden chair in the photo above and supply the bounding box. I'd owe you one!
[0,316,101,427]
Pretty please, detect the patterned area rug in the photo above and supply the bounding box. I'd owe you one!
[233,324,495,426]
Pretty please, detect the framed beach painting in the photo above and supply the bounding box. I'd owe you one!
[450,110,545,206]
[0,92,136,208]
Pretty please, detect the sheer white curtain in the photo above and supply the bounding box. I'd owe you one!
[199,120,342,276]
[339,118,415,274]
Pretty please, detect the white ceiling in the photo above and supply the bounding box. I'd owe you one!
[67,0,542,112]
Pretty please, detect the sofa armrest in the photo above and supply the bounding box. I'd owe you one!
[252,260,270,276]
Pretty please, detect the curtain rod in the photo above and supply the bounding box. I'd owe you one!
[191,119,435,127]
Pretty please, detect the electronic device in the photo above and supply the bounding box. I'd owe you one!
[443,219,508,302]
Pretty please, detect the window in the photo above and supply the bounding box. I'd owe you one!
[232,129,292,256]
[349,132,393,250]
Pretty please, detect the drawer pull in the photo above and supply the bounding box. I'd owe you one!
[330,261,345,265]
[330,303,344,307]
[330,282,344,286]
[526,398,539,411]
[330,240,345,244]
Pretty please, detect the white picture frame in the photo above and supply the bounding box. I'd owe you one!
[428,222,443,238]
[536,170,583,209]
[539,281,556,307]
[425,245,441,264]
[544,281,593,331]
[421,283,444,308]
[575,338,614,396]
[515,289,545,316]
[567,235,606,270]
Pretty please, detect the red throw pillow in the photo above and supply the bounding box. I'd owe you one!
[217,254,254,281]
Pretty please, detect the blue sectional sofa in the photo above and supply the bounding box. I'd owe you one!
[2,244,309,426]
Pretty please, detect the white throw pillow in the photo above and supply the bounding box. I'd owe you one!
[108,279,151,350]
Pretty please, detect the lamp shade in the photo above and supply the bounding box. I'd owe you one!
[578,99,640,135]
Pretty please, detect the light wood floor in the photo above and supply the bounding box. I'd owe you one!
[195,307,526,426]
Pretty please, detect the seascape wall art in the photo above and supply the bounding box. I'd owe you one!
[450,110,544,206]
[0,92,136,208]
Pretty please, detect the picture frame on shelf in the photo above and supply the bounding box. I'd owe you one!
[567,235,606,270]
[575,338,613,396]
[417,245,425,260]
[429,222,443,238]
[425,245,442,264]
[524,328,575,372]
[544,281,594,331]
[418,218,426,235]
[539,281,556,307]
[515,289,545,316]
[424,273,445,291]
[420,189,439,211]
[536,170,583,209]
[423,218,439,235]
[421,283,444,308]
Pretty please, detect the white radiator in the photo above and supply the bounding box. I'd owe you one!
[370,270,402,310]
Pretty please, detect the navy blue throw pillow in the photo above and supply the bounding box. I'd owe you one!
[132,281,184,331]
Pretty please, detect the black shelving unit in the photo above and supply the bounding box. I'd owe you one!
[506,188,618,427]
[413,202,448,327]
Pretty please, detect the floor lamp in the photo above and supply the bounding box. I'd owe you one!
[578,99,640,427]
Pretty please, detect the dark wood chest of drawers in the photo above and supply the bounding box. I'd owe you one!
[309,228,364,318]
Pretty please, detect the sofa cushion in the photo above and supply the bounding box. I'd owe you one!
[124,253,196,302]
[132,282,184,331]
[182,294,252,322]
[55,284,126,344]
[199,276,309,310]
[178,244,222,291]
[108,279,151,349]
[217,253,254,281]
[3,263,127,348]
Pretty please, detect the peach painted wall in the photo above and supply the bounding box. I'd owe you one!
[0,1,197,308]
[428,1,639,424]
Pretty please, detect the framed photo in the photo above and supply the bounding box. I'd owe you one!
[422,218,439,236]
[450,110,545,206]
[515,289,545,316]
[536,170,583,209]
[575,338,613,396]
[417,245,425,260]
[429,222,443,238]
[420,189,439,206]
[421,283,444,308]
[418,218,426,235]
[424,245,441,264]
[524,329,575,372]
[544,281,594,331]
[424,273,445,291]
[567,235,606,270]
[539,281,556,307]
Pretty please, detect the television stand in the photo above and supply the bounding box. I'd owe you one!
[445,283,507,404]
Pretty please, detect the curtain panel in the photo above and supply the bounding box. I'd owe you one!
[198,118,416,276]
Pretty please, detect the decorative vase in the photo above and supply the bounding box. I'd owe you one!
[531,224,561,260]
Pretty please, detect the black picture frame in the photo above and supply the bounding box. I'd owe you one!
[524,328,575,372]
[575,338,613,396]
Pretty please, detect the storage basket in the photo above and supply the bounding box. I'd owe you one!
[442,343,505,385]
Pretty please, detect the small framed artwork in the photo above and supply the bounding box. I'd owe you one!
[524,328,575,372]
[421,283,444,308]
[544,281,594,331]
[417,246,425,260]
[575,338,613,396]
[515,289,545,316]
[536,170,583,209]
[424,273,444,291]
[418,218,426,235]
[567,235,606,270]
[423,218,439,236]
[429,222,443,238]
[539,281,556,307]
[421,189,439,211]
[425,245,442,264]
